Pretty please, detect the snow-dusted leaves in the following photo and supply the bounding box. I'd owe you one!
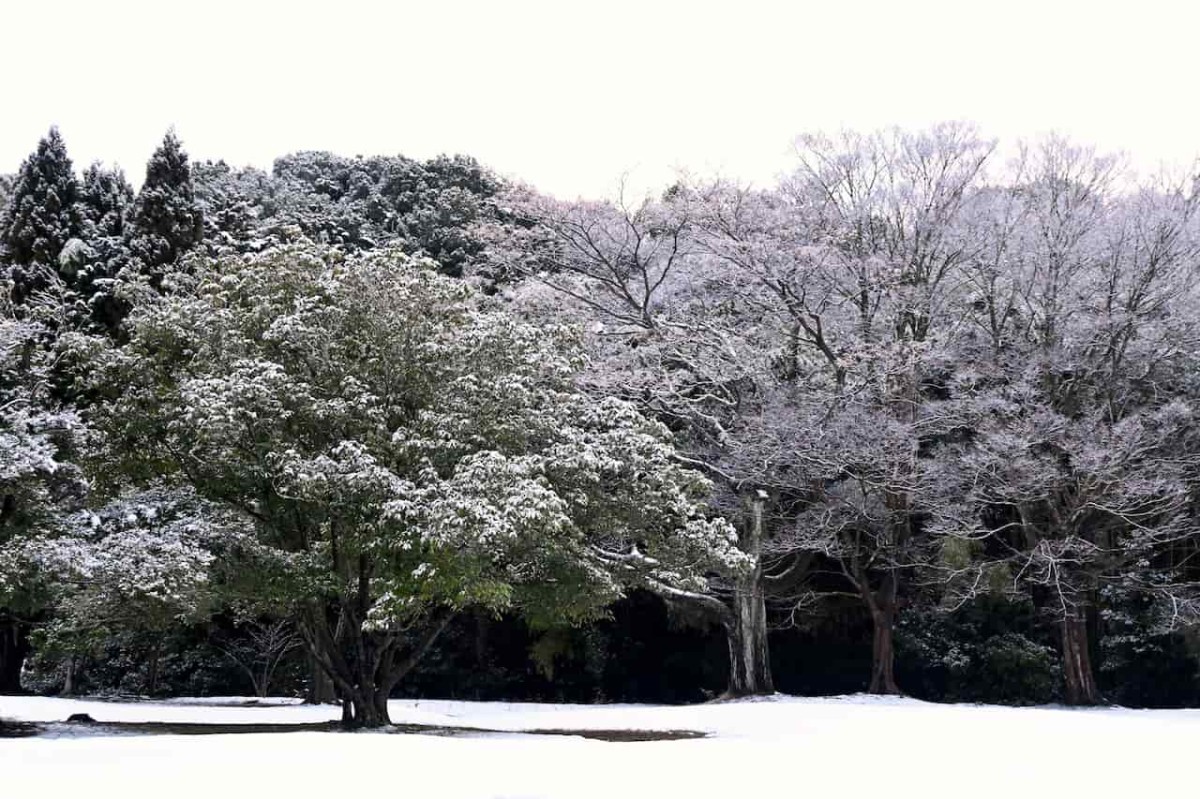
[92,243,739,632]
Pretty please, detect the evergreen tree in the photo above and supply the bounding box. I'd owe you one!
[79,163,133,239]
[0,128,83,302]
[0,175,13,214]
[74,164,136,333]
[128,131,202,278]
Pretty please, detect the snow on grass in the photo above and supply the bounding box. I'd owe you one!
[4,694,1198,798]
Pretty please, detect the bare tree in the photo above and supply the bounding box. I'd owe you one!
[927,140,1200,704]
[483,127,1200,703]
[483,183,787,695]
[213,619,302,699]
[684,124,994,694]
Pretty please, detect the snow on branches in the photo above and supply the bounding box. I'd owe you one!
[87,241,740,719]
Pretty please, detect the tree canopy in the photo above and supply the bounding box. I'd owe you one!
[87,243,743,725]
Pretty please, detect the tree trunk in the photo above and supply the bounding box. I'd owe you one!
[725,492,773,697]
[335,685,395,727]
[145,644,160,696]
[372,687,391,725]
[1060,613,1100,705]
[305,652,336,704]
[725,587,773,696]
[868,606,900,694]
[0,616,30,694]
[863,570,900,695]
[300,604,453,729]
[340,685,391,727]
[63,656,77,696]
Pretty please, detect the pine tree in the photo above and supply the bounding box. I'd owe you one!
[0,128,83,302]
[75,164,136,333]
[128,130,202,277]
[79,163,134,239]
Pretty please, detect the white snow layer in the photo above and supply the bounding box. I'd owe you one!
[3,694,1197,798]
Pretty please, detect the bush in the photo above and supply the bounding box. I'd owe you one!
[1099,591,1200,708]
[897,598,1059,705]
[965,633,1059,704]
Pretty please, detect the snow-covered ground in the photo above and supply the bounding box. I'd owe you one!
[4,694,1197,798]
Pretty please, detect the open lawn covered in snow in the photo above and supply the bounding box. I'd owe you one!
[4,694,1198,798]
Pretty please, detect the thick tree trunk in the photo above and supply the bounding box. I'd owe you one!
[340,685,391,727]
[868,606,900,695]
[861,570,900,696]
[725,586,773,697]
[300,604,453,729]
[1060,613,1100,705]
[0,616,30,694]
[725,492,773,697]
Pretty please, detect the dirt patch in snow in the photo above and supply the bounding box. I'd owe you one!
[0,719,38,738]
[28,718,706,742]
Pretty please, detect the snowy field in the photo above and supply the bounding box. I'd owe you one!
[4,694,1198,798]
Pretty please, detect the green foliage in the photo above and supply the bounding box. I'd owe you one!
[0,128,83,302]
[0,297,88,611]
[897,598,1060,705]
[79,164,134,240]
[6,124,1200,708]
[128,131,202,276]
[90,242,740,670]
[1099,590,1200,707]
[196,151,503,275]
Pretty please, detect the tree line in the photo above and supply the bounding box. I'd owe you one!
[3,124,1200,721]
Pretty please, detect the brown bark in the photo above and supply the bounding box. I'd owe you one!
[858,569,900,695]
[868,606,900,694]
[1060,613,1100,705]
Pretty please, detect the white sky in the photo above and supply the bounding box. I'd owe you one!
[2,0,1199,199]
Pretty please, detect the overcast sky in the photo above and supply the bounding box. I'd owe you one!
[2,0,1198,198]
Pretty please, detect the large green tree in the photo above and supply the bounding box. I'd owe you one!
[93,243,744,726]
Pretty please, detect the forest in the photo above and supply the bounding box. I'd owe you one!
[3,122,1200,728]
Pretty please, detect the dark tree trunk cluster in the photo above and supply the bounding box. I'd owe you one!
[0,615,31,694]
[299,601,454,728]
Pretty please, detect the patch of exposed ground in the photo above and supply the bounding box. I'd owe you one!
[28,718,706,742]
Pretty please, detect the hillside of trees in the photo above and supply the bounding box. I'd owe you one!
[3,124,1200,725]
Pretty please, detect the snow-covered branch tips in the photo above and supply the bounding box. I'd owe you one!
[83,244,742,726]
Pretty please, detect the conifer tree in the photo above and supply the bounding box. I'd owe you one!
[128,131,202,277]
[0,128,83,302]
[0,175,13,214]
[79,163,134,239]
[74,164,136,333]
